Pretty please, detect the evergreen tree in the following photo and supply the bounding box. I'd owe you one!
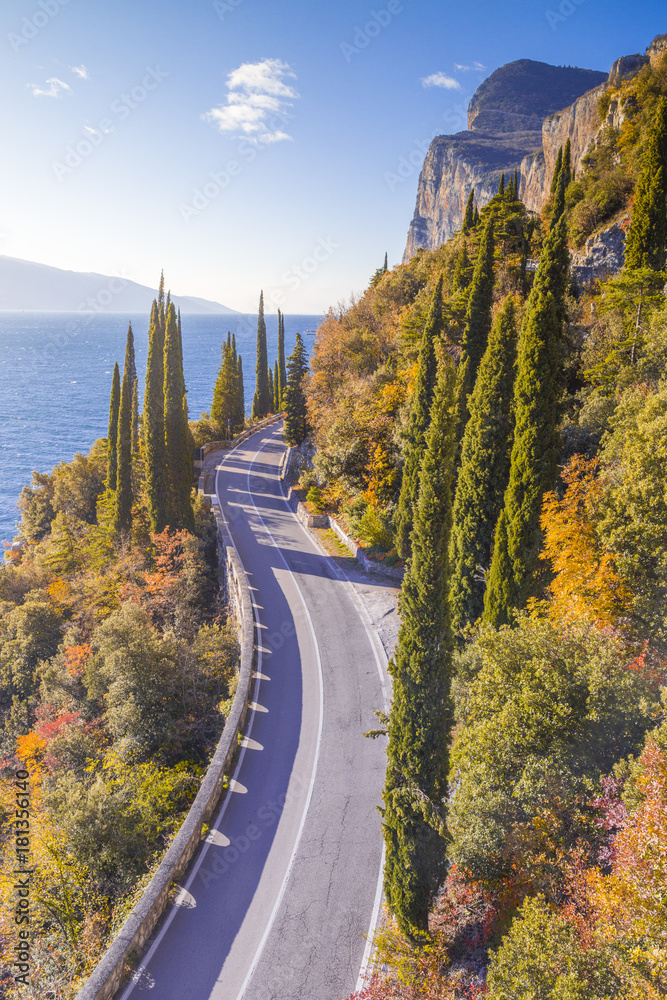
[562,138,572,185]
[107,362,120,492]
[395,275,445,560]
[163,302,194,531]
[268,365,274,412]
[277,311,287,407]
[484,216,570,624]
[498,172,505,197]
[236,354,245,428]
[550,154,567,228]
[273,360,280,411]
[451,241,472,293]
[143,300,168,533]
[473,205,480,227]
[513,168,519,199]
[283,333,310,446]
[114,357,133,535]
[550,146,563,194]
[383,358,456,942]
[123,321,139,455]
[454,215,495,441]
[383,251,388,272]
[252,291,271,419]
[449,295,519,635]
[624,96,667,272]
[212,339,238,438]
[462,189,475,234]
[131,378,139,455]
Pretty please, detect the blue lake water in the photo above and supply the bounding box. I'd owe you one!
[0,312,321,544]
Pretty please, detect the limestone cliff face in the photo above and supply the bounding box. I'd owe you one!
[403,35,666,262]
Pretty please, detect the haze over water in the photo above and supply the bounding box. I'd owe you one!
[0,312,320,544]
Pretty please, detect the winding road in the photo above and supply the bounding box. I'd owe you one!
[119,421,389,1000]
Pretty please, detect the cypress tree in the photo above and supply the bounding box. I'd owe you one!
[107,362,120,491]
[114,358,133,535]
[164,302,194,530]
[236,354,245,428]
[383,251,389,272]
[498,172,505,197]
[252,291,271,419]
[550,155,567,228]
[143,300,168,533]
[122,321,139,455]
[395,274,444,560]
[283,332,310,446]
[131,378,139,455]
[563,138,572,185]
[483,511,513,625]
[277,311,287,407]
[462,189,475,234]
[449,295,519,635]
[268,365,274,412]
[473,205,480,227]
[454,215,495,441]
[451,241,471,293]
[624,96,667,272]
[513,168,519,199]
[212,339,238,438]
[383,358,456,943]
[484,216,570,624]
[273,360,280,411]
[550,146,563,194]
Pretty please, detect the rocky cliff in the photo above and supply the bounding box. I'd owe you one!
[403,35,667,262]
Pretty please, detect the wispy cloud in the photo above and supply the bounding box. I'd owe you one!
[71,65,89,79]
[28,77,72,98]
[421,72,461,90]
[203,58,299,143]
[454,61,487,72]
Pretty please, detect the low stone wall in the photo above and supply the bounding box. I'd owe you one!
[328,517,405,583]
[74,507,256,1000]
[200,413,283,458]
[285,486,330,528]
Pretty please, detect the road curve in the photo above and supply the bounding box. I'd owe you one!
[120,421,388,1000]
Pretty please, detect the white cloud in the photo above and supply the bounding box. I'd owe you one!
[28,77,72,98]
[71,65,89,79]
[454,61,487,72]
[203,58,299,143]
[421,72,461,90]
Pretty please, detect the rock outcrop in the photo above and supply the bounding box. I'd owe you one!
[403,35,667,263]
[570,219,629,285]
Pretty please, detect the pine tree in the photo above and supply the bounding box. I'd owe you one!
[383,358,456,943]
[107,362,120,491]
[283,333,310,446]
[550,146,563,194]
[143,300,168,533]
[462,189,475,234]
[114,356,133,535]
[624,96,667,272]
[395,275,445,560]
[252,291,271,419]
[268,365,274,412]
[273,360,280,411]
[449,296,519,635]
[484,216,570,624]
[277,311,287,407]
[454,215,495,441]
[451,241,472,292]
[163,302,193,531]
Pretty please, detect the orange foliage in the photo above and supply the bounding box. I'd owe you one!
[64,643,92,679]
[15,730,47,775]
[541,456,632,626]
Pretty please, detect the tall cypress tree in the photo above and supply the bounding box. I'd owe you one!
[273,360,280,412]
[236,354,245,429]
[283,333,310,446]
[123,321,139,455]
[277,310,287,406]
[395,274,445,560]
[454,215,495,442]
[143,300,168,534]
[624,96,667,272]
[107,362,120,491]
[383,358,456,943]
[484,216,570,624]
[114,357,133,535]
[449,295,519,635]
[383,251,389,272]
[267,365,274,412]
[462,189,475,234]
[550,147,563,194]
[451,241,472,293]
[164,302,194,531]
[252,291,271,419]
[473,205,480,227]
[212,339,238,438]
[550,154,567,229]
[498,172,505,197]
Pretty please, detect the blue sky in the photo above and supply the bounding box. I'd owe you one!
[0,0,664,312]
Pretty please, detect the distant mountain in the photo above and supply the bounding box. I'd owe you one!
[0,256,239,314]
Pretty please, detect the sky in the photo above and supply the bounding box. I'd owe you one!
[0,0,664,313]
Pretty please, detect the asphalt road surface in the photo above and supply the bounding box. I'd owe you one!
[119,422,388,1000]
